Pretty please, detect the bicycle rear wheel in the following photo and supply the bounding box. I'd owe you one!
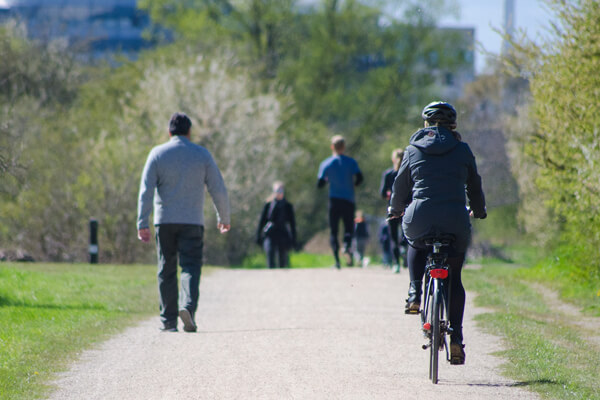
[430,279,442,384]
[422,277,435,380]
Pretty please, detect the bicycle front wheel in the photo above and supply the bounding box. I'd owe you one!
[430,279,442,384]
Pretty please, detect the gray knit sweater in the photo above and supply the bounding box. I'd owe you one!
[137,136,230,229]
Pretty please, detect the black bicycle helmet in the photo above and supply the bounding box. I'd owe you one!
[421,101,457,125]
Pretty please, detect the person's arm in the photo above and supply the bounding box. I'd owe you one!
[256,203,269,244]
[465,145,487,219]
[354,160,363,186]
[205,152,231,232]
[379,170,389,199]
[354,172,363,186]
[137,152,157,242]
[317,160,328,189]
[287,202,297,246]
[389,148,413,217]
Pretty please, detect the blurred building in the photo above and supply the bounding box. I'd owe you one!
[0,0,151,60]
[436,27,476,100]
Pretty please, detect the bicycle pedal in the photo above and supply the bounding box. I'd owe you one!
[405,309,420,314]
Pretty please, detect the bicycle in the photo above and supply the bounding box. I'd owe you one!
[420,234,455,384]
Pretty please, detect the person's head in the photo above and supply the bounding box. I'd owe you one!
[272,181,285,200]
[169,112,192,136]
[421,101,457,130]
[330,135,346,154]
[391,148,404,171]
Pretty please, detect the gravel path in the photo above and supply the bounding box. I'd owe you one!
[49,267,539,400]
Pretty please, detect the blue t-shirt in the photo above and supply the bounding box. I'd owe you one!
[317,154,361,202]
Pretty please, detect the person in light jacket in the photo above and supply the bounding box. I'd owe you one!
[137,112,230,333]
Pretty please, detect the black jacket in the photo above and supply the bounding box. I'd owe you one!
[256,199,297,245]
[379,167,398,200]
[390,126,486,252]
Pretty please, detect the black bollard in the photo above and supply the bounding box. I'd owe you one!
[89,219,98,264]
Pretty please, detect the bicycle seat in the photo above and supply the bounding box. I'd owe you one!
[422,234,455,247]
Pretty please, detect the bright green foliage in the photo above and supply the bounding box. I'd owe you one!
[1,1,474,264]
[0,263,157,400]
[240,252,335,268]
[522,0,600,282]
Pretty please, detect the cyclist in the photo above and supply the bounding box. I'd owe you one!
[318,135,363,268]
[380,148,408,273]
[388,101,486,364]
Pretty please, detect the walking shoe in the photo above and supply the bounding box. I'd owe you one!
[393,262,401,274]
[450,343,466,365]
[179,309,197,332]
[344,250,354,267]
[160,321,178,332]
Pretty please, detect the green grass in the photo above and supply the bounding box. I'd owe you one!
[463,262,600,400]
[239,252,335,269]
[519,251,600,317]
[0,262,158,400]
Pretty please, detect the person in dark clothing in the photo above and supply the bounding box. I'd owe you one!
[256,181,297,268]
[353,210,369,267]
[388,101,486,365]
[380,148,407,273]
[378,221,393,268]
[317,135,363,269]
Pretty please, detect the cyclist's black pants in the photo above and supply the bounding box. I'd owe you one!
[328,198,355,259]
[407,245,466,344]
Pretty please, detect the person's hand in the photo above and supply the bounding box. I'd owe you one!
[218,223,231,234]
[469,208,487,219]
[386,206,404,221]
[138,228,151,243]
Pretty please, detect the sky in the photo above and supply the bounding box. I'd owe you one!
[438,0,556,74]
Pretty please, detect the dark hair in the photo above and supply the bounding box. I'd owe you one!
[421,101,457,127]
[169,112,192,135]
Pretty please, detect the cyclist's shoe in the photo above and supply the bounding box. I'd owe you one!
[405,300,420,314]
[405,280,422,314]
[450,343,466,365]
[179,309,197,332]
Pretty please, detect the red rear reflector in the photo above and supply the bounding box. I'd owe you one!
[430,269,448,279]
[423,323,431,330]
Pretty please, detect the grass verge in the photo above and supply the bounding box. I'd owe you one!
[239,252,335,269]
[463,260,600,400]
[0,262,158,400]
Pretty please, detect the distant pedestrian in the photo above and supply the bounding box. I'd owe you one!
[353,210,369,267]
[137,112,231,333]
[378,220,393,268]
[380,148,406,273]
[256,181,297,268]
[317,135,363,268]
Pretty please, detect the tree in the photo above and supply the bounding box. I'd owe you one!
[509,0,600,278]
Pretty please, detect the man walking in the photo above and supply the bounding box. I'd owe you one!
[317,135,363,268]
[137,112,231,332]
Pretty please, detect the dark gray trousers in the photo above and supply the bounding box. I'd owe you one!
[155,224,204,325]
[263,237,289,268]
